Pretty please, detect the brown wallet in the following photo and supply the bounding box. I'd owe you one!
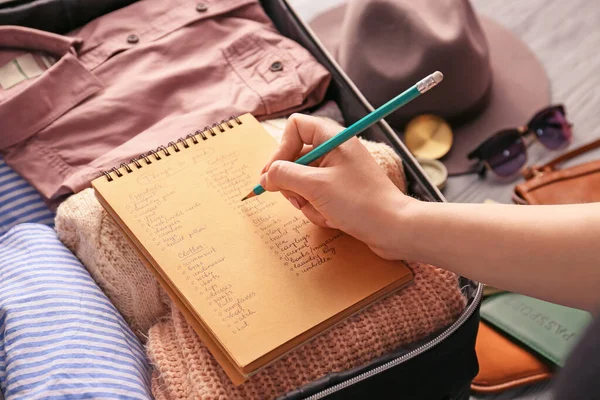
[513,138,600,205]
[471,322,553,393]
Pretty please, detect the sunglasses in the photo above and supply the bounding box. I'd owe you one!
[467,105,573,178]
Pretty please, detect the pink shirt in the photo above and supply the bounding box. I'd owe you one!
[0,0,330,205]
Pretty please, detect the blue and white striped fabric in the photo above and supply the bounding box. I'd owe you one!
[0,157,54,236]
[0,224,152,400]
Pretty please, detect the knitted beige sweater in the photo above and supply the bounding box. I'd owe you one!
[148,262,466,400]
[55,118,407,338]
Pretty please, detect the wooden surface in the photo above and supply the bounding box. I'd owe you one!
[445,0,600,204]
[287,0,599,398]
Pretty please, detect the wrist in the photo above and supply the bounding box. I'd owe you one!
[370,191,422,261]
[389,196,432,262]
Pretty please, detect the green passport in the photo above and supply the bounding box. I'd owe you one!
[480,293,592,367]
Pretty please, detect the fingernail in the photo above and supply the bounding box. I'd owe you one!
[259,173,267,188]
[288,197,302,210]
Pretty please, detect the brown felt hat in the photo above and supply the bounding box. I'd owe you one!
[310,0,550,175]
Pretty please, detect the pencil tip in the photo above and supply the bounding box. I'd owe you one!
[241,191,257,201]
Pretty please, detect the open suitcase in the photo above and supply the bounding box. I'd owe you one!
[0,0,481,398]
[259,0,484,399]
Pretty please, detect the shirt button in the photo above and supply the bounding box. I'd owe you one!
[127,34,139,44]
[270,61,283,72]
[196,3,208,12]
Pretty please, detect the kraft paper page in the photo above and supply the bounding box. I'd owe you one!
[93,113,412,371]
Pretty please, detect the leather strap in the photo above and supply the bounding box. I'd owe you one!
[522,138,600,179]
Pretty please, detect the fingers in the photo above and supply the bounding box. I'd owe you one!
[279,189,309,210]
[278,190,327,227]
[286,114,343,146]
[261,144,314,174]
[300,203,328,228]
[260,160,327,202]
[261,114,342,173]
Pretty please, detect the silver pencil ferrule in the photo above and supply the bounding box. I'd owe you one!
[416,71,443,94]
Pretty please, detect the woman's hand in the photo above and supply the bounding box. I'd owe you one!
[259,116,600,311]
[259,114,414,260]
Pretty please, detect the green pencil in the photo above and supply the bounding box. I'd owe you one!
[241,71,444,201]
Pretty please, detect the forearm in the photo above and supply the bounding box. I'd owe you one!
[402,200,600,311]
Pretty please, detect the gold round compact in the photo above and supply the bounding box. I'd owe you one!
[416,158,448,190]
[404,114,453,160]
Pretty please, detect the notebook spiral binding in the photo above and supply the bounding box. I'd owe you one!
[102,115,242,181]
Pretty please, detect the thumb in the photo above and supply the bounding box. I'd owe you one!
[261,160,324,201]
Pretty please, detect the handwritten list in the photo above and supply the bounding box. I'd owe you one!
[204,151,345,277]
[121,148,344,337]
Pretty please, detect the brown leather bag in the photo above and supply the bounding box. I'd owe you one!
[513,138,600,205]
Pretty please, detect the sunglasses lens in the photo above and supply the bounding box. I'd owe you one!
[483,131,527,177]
[533,108,572,150]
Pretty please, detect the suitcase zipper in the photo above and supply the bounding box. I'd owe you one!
[304,283,483,399]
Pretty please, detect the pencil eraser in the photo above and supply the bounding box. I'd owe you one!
[432,71,444,83]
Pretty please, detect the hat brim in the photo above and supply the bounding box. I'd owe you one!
[309,5,550,175]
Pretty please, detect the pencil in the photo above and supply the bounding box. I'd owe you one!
[241,71,444,201]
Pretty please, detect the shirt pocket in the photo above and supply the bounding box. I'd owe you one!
[222,30,307,116]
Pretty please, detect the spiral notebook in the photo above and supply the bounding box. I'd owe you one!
[92,113,414,385]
